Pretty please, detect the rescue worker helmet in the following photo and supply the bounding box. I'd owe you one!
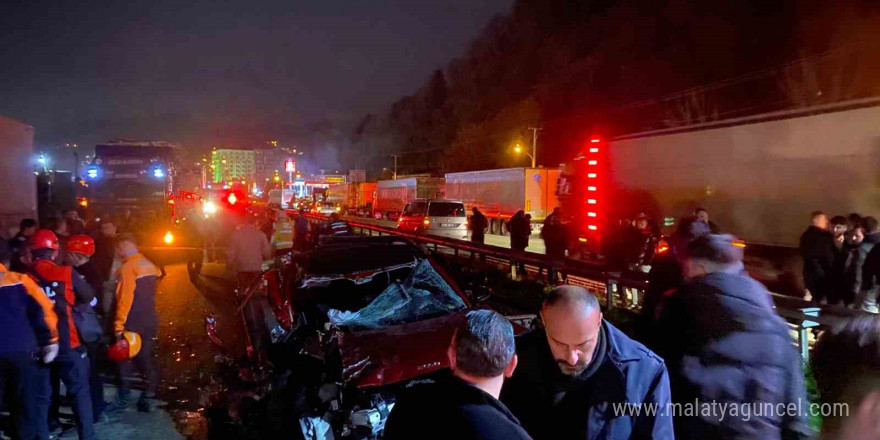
[67,234,95,256]
[30,229,60,251]
[107,331,142,362]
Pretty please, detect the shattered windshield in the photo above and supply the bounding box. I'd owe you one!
[329,259,467,331]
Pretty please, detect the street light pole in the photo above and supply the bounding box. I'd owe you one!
[527,127,542,168]
[390,154,399,180]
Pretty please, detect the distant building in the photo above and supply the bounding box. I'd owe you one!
[253,147,278,185]
[212,148,255,184]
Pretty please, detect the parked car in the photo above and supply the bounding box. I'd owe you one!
[397,199,468,239]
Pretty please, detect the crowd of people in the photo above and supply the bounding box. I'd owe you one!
[0,211,160,440]
[800,211,880,313]
[386,239,880,440]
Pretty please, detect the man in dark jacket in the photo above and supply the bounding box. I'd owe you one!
[655,234,810,440]
[637,217,710,349]
[469,207,488,245]
[812,316,880,440]
[385,310,531,440]
[799,211,836,304]
[694,208,720,234]
[859,217,880,314]
[506,211,531,275]
[501,286,673,440]
[9,218,37,272]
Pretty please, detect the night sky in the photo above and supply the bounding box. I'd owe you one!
[0,0,512,164]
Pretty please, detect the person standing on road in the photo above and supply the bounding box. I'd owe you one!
[800,211,836,304]
[61,235,107,424]
[654,234,810,440]
[107,234,160,414]
[30,229,95,440]
[637,217,710,349]
[501,286,673,440]
[0,239,59,440]
[858,217,880,314]
[839,226,866,307]
[385,310,532,440]
[293,207,310,251]
[10,218,37,272]
[812,316,880,440]
[539,208,567,282]
[469,207,488,245]
[506,211,530,275]
[92,219,118,319]
[227,214,274,354]
[693,207,720,233]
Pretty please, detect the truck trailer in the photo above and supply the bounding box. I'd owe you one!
[373,177,444,220]
[326,182,378,216]
[0,116,37,231]
[445,167,561,235]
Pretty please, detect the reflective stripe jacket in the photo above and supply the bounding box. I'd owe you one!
[32,259,91,350]
[0,263,59,354]
[114,253,160,335]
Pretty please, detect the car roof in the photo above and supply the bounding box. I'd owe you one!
[304,236,426,275]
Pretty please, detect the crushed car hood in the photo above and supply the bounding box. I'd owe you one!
[338,311,467,388]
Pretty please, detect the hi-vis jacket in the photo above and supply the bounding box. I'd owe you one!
[0,263,58,354]
[114,253,160,335]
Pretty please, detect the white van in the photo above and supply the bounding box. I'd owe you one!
[398,199,468,239]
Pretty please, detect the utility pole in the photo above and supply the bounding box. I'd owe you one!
[390,154,399,180]
[527,127,542,168]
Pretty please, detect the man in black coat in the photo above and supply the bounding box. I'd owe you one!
[501,286,673,440]
[469,207,488,245]
[813,316,880,440]
[637,216,710,350]
[384,310,531,440]
[655,234,810,440]
[799,211,836,304]
[859,218,880,314]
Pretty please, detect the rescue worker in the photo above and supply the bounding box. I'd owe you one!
[269,208,294,255]
[0,239,59,440]
[29,229,95,440]
[108,233,160,413]
[61,235,106,423]
[327,212,352,236]
[293,207,310,251]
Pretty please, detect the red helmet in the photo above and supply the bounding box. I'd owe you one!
[67,235,95,256]
[107,331,142,362]
[30,229,59,251]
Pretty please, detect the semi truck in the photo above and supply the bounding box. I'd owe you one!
[86,140,176,216]
[325,182,378,216]
[0,115,37,230]
[558,100,880,294]
[373,177,445,220]
[445,167,561,235]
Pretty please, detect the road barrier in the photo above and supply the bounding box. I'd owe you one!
[295,212,867,361]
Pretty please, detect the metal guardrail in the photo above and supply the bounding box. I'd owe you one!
[295,212,864,361]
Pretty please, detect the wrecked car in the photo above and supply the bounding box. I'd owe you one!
[226,236,483,439]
